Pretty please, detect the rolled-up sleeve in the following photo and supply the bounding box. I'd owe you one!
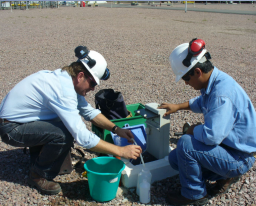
[193,96,236,145]
[189,96,203,113]
[47,96,100,149]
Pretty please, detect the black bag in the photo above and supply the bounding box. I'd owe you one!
[95,89,129,120]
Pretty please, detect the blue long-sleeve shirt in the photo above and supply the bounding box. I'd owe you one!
[189,67,256,154]
[0,69,101,149]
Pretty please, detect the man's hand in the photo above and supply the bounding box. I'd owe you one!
[90,139,142,160]
[158,103,180,117]
[120,145,142,159]
[158,102,191,117]
[115,127,134,143]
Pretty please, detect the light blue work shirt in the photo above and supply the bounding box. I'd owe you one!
[189,67,256,154]
[0,69,101,149]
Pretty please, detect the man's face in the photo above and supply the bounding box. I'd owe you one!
[184,75,201,90]
[74,72,96,96]
[182,68,203,90]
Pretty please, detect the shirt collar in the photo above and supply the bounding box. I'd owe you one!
[200,67,219,95]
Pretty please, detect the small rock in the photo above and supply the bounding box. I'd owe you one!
[122,198,128,203]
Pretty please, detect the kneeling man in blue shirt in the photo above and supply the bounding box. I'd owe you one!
[158,39,256,206]
[0,46,142,195]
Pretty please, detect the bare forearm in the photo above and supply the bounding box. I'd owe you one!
[91,113,115,131]
[158,101,191,116]
[90,139,142,159]
[91,114,134,142]
[177,102,190,111]
[90,139,122,156]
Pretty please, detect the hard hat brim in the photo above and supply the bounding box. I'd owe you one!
[80,59,101,85]
[174,48,207,82]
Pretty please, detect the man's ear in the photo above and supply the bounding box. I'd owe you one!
[77,72,85,83]
[194,68,202,77]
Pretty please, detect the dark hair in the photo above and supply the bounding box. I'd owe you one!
[186,60,214,77]
[193,60,213,73]
[62,62,91,78]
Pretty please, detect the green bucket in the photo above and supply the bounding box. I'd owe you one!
[84,156,125,202]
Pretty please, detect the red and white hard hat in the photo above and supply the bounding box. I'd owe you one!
[169,39,207,82]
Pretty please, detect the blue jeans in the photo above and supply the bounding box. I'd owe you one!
[169,134,255,200]
[0,120,73,180]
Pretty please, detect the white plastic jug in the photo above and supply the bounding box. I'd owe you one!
[136,168,152,196]
[139,179,151,204]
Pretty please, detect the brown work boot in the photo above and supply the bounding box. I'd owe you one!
[166,191,208,206]
[27,169,61,195]
[208,176,240,197]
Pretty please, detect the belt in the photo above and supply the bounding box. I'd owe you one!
[0,118,10,123]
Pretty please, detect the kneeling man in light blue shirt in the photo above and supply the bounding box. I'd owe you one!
[0,46,142,195]
[158,39,256,206]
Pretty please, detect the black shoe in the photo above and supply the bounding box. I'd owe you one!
[166,191,208,206]
[27,169,61,195]
[208,176,240,197]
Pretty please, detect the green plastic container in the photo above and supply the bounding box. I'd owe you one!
[92,103,146,144]
[84,157,125,202]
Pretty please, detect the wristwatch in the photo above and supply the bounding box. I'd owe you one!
[112,125,119,134]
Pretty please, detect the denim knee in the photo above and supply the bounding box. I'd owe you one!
[53,125,73,146]
[60,132,74,149]
[65,133,74,146]
[176,134,194,154]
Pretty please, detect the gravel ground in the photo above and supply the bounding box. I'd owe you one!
[0,3,256,206]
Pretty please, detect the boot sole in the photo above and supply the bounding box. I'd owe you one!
[171,198,209,206]
[166,195,209,206]
[27,178,61,195]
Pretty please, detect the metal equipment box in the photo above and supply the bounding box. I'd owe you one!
[120,103,179,188]
[92,103,146,144]
[121,152,179,188]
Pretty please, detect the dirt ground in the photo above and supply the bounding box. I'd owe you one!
[0,3,256,206]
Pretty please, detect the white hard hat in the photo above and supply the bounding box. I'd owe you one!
[169,42,207,82]
[80,50,110,85]
[75,46,110,85]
